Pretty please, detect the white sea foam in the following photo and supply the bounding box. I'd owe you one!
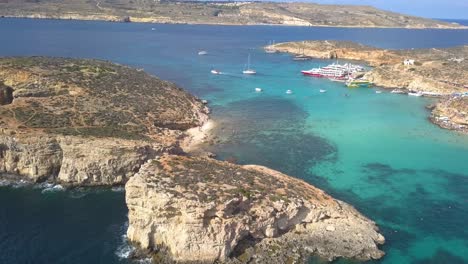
[115,222,136,260]
[111,186,125,192]
[41,184,65,194]
[12,179,30,189]
[34,182,54,189]
[0,179,10,187]
[115,237,134,260]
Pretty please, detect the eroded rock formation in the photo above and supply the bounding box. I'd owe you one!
[126,155,385,263]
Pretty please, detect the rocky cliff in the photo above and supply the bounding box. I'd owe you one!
[126,155,385,263]
[0,57,208,185]
[0,0,464,29]
[431,96,468,133]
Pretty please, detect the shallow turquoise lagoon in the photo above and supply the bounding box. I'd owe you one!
[0,19,467,264]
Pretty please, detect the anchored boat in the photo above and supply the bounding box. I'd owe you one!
[243,54,256,75]
[346,79,372,88]
[302,63,365,79]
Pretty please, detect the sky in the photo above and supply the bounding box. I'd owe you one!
[303,0,468,19]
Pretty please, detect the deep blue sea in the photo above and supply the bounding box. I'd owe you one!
[439,18,468,26]
[0,18,467,264]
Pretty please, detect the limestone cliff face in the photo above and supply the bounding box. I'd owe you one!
[0,134,162,185]
[0,57,208,185]
[126,155,385,263]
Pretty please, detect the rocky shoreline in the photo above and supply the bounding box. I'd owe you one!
[0,57,386,263]
[430,96,468,133]
[126,155,385,263]
[267,40,468,134]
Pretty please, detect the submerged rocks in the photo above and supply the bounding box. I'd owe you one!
[126,155,385,263]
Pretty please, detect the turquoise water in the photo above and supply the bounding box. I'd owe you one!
[0,19,467,263]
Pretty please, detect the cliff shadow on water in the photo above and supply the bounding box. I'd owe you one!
[205,96,337,178]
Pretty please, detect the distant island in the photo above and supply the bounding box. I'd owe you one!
[267,40,468,133]
[0,57,385,263]
[0,0,466,29]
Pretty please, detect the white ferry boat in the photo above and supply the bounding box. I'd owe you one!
[301,63,364,79]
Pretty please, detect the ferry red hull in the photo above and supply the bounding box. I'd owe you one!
[301,71,323,77]
[301,71,346,79]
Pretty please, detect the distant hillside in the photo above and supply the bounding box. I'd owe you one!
[0,0,465,28]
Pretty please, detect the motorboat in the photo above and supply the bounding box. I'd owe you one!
[255,88,263,92]
[286,89,293,94]
[391,89,406,94]
[198,51,208,55]
[408,92,423,97]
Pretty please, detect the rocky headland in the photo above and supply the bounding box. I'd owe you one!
[126,155,385,263]
[0,0,465,29]
[0,57,208,185]
[267,40,468,133]
[0,57,385,262]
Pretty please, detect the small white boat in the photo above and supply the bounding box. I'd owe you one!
[265,49,277,54]
[391,89,405,94]
[286,90,293,94]
[243,54,256,75]
[243,69,256,75]
[320,89,327,93]
[211,69,221,75]
[255,88,263,92]
[198,51,208,55]
[408,92,423,97]
[151,28,156,31]
[375,90,382,94]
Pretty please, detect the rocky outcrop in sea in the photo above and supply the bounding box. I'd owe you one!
[126,155,385,263]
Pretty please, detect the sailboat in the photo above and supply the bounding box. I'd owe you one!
[293,48,310,61]
[265,40,277,53]
[243,54,256,75]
